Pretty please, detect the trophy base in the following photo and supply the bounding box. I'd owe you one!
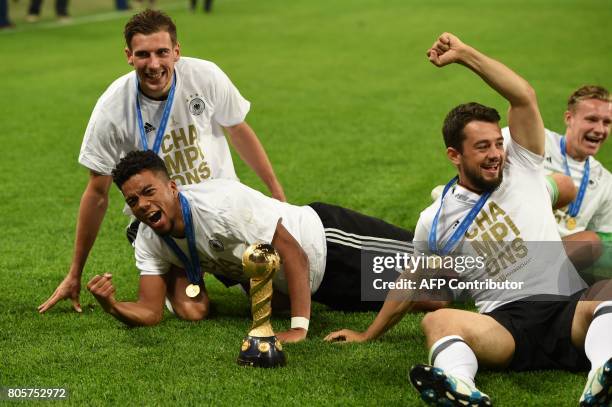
[237,335,286,368]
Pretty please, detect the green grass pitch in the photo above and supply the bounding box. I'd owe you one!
[1,0,611,405]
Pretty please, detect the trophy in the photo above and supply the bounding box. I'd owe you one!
[237,243,287,368]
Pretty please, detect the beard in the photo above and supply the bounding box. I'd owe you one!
[463,161,504,192]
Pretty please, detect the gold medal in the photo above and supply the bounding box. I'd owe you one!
[566,217,577,230]
[185,284,200,298]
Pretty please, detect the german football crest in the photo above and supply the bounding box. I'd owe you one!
[188,97,205,116]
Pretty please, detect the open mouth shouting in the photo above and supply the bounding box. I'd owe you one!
[145,210,164,229]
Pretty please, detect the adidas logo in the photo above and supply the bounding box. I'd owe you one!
[144,122,156,134]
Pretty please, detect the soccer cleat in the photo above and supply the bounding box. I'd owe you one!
[580,357,612,407]
[409,364,492,407]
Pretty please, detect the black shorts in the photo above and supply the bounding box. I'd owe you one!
[485,290,589,372]
[308,202,414,311]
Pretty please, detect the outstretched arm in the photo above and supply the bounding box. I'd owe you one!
[225,122,286,201]
[38,171,112,313]
[87,273,167,326]
[323,268,450,343]
[427,33,544,155]
[324,297,417,343]
[271,222,310,343]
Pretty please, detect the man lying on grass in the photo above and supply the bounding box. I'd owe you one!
[87,150,438,343]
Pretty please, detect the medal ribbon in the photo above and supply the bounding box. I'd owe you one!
[161,193,203,285]
[135,73,177,154]
[428,176,492,256]
[560,136,589,217]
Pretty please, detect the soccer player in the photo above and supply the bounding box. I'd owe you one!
[503,86,611,271]
[38,10,285,314]
[87,150,417,343]
[326,33,612,406]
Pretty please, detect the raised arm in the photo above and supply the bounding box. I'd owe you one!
[271,222,311,343]
[225,121,286,202]
[427,32,545,155]
[38,171,112,313]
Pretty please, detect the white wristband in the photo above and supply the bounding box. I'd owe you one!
[290,317,309,331]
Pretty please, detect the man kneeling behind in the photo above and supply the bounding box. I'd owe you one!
[87,150,428,343]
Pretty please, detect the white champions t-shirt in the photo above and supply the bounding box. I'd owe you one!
[79,57,249,185]
[415,138,586,313]
[502,127,612,236]
[135,180,328,295]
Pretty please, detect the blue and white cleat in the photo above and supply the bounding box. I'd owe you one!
[580,358,612,407]
[409,364,492,407]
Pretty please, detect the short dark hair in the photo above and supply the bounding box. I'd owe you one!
[567,85,610,112]
[124,9,177,49]
[112,150,170,189]
[442,102,501,151]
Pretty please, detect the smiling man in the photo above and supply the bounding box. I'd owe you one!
[39,9,285,314]
[499,86,612,270]
[326,33,612,407]
[542,87,611,268]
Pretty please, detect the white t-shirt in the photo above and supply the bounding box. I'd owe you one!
[415,139,586,313]
[79,57,249,185]
[135,180,327,295]
[502,127,612,236]
[543,129,612,236]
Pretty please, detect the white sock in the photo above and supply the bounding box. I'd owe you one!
[585,301,612,376]
[429,335,478,388]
